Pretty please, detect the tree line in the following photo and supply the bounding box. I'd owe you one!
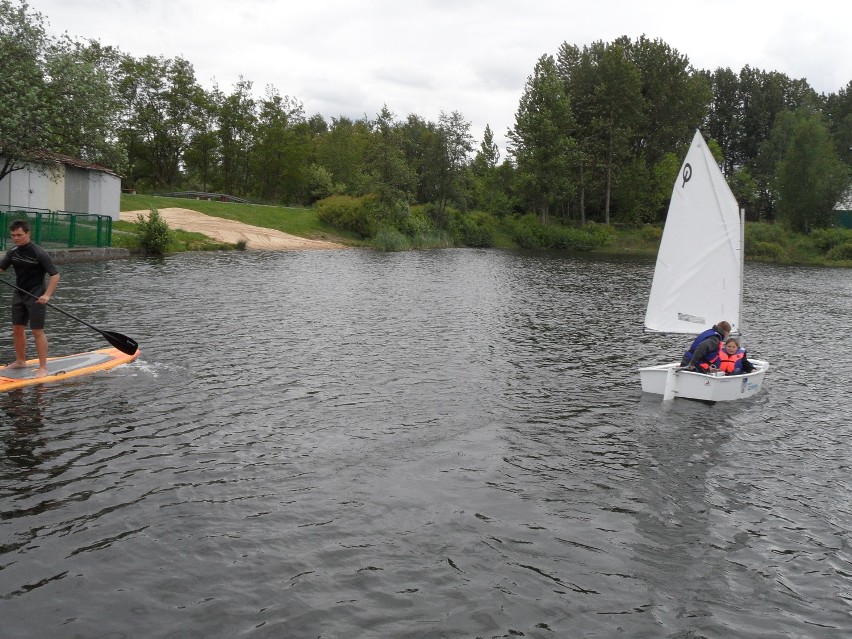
[2,0,850,239]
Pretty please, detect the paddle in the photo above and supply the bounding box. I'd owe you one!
[0,278,139,355]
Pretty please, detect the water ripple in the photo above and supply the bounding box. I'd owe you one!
[1,251,850,637]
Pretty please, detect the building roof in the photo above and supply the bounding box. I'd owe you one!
[25,150,121,178]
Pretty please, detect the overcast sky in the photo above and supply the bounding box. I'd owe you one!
[30,0,852,154]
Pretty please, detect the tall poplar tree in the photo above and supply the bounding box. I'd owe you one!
[365,105,414,216]
[117,54,206,189]
[508,54,577,224]
[213,78,257,196]
[252,87,306,203]
[775,111,847,232]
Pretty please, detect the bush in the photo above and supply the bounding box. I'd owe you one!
[135,208,172,255]
[398,206,451,248]
[640,225,663,242]
[316,194,375,238]
[306,163,337,203]
[580,222,615,248]
[749,241,786,260]
[398,206,434,239]
[826,241,852,261]
[509,214,553,248]
[372,226,411,252]
[810,227,852,252]
[746,222,788,245]
[450,211,497,248]
[508,216,613,251]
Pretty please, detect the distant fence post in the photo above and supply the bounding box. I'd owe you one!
[69,215,77,248]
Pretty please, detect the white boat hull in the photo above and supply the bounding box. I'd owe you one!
[638,359,769,402]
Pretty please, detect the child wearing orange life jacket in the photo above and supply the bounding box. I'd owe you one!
[713,337,755,375]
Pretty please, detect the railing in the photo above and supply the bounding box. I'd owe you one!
[156,190,252,204]
[0,207,113,250]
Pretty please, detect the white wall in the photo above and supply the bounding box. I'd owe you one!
[0,161,59,211]
[47,165,65,211]
[1,167,51,210]
[0,157,119,219]
[88,172,121,220]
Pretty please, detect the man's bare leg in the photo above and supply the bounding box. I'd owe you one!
[32,328,49,377]
[2,325,28,369]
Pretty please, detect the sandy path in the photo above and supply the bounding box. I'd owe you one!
[121,208,347,250]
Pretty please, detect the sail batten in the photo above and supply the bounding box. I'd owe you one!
[643,130,742,335]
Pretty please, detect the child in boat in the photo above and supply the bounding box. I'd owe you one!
[713,337,755,375]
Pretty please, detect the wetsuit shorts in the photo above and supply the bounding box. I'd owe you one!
[11,290,47,329]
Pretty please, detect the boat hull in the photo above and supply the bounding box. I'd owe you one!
[638,359,768,402]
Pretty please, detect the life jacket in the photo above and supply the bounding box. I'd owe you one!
[715,345,745,374]
[683,327,723,370]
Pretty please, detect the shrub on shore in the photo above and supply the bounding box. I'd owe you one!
[135,209,172,256]
[507,215,613,251]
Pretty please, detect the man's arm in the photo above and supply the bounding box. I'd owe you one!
[688,338,717,369]
[38,273,60,304]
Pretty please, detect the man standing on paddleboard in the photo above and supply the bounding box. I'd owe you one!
[0,220,61,377]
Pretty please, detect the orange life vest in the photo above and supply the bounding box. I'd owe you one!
[715,345,745,374]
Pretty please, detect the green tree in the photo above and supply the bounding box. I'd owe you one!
[364,105,415,218]
[626,36,709,164]
[593,39,644,223]
[305,163,337,202]
[1,0,124,181]
[559,39,645,224]
[823,81,852,168]
[251,86,307,203]
[183,89,218,192]
[557,42,595,223]
[435,110,474,216]
[315,116,371,196]
[213,78,257,196]
[776,111,848,232]
[117,54,206,189]
[736,67,792,169]
[398,113,442,205]
[561,36,709,224]
[470,124,510,215]
[704,67,741,175]
[508,54,577,224]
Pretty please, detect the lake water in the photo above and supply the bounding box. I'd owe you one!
[1,249,851,638]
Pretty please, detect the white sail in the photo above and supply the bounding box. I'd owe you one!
[644,129,742,334]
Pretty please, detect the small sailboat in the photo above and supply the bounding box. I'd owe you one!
[638,129,769,401]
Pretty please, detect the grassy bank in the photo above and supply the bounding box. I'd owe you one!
[118,194,852,266]
[120,194,358,247]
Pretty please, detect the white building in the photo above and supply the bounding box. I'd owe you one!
[0,154,121,221]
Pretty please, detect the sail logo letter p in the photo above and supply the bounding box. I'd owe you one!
[682,163,692,188]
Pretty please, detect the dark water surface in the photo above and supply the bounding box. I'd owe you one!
[1,249,851,638]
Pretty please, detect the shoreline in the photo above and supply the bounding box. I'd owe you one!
[47,247,131,264]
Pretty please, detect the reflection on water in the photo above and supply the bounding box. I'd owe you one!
[0,389,49,472]
[1,250,851,638]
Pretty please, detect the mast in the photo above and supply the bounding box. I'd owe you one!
[739,207,745,335]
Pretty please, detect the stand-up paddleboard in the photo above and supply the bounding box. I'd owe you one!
[0,347,139,391]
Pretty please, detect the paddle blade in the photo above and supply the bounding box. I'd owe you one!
[100,330,139,355]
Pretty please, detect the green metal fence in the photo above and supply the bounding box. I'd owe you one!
[0,208,112,250]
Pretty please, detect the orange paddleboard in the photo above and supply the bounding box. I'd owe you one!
[0,347,139,391]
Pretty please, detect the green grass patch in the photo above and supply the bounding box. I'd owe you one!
[121,193,358,246]
[112,218,238,253]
